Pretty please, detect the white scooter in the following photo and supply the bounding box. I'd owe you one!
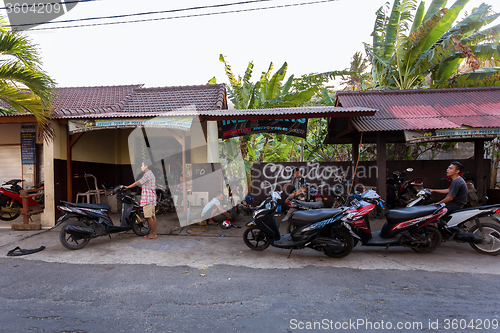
[408,189,500,255]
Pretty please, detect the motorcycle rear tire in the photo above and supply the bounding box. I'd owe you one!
[323,227,354,258]
[411,225,442,253]
[131,212,150,236]
[0,200,21,221]
[371,205,383,219]
[243,227,271,251]
[59,220,91,250]
[468,222,500,256]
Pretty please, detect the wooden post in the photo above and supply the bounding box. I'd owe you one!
[66,130,84,202]
[182,131,186,213]
[475,139,486,199]
[377,132,387,201]
[351,135,360,186]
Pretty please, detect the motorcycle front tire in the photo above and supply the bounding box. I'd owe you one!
[59,220,91,250]
[131,212,150,236]
[243,227,271,251]
[468,222,500,256]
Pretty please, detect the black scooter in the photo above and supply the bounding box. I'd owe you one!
[243,191,354,258]
[55,186,150,250]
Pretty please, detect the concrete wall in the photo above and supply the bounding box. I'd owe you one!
[0,124,21,144]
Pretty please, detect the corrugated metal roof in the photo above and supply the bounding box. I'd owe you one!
[337,86,500,132]
[58,106,377,120]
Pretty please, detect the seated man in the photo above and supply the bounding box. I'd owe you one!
[201,191,232,225]
[430,161,468,214]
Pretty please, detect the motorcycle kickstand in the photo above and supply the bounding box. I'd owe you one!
[287,248,293,259]
[384,245,389,257]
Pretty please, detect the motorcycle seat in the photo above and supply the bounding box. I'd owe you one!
[293,200,324,209]
[385,206,438,225]
[291,208,343,225]
[61,201,110,210]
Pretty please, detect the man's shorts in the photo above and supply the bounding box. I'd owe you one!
[143,204,156,219]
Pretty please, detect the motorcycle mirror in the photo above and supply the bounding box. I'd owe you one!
[406,168,413,172]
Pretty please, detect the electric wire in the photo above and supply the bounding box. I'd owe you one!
[10,0,274,28]
[24,0,337,31]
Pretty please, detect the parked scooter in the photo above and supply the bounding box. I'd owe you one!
[386,168,423,208]
[155,183,175,215]
[243,191,354,258]
[55,186,150,250]
[282,196,324,226]
[407,189,500,255]
[346,190,445,253]
[0,179,44,221]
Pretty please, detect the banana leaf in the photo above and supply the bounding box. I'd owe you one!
[382,0,402,60]
[410,1,426,33]
[474,43,500,60]
[265,62,287,101]
[281,75,294,95]
[422,0,447,23]
[260,87,318,108]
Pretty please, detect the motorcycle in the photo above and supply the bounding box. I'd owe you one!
[55,186,150,250]
[346,190,445,253]
[0,179,44,221]
[243,191,354,258]
[386,168,423,208]
[155,183,175,215]
[408,189,500,255]
[281,183,326,223]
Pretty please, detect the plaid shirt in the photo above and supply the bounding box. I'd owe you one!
[138,170,156,207]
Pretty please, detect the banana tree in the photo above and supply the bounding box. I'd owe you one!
[365,0,500,89]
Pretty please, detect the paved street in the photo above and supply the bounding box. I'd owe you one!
[1,220,500,332]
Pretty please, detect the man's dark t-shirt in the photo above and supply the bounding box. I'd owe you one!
[447,176,468,211]
[291,176,306,191]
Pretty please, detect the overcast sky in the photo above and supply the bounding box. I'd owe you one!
[0,0,493,88]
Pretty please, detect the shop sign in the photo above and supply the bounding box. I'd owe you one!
[405,127,500,143]
[68,116,194,134]
[220,118,308,139]
[21,124,36,165]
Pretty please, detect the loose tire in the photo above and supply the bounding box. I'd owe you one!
[468,222,500,256]
[243,227,271,251]
[60,220,91,250]
[0,200,21,221]
[411,225,442,253]
[131,212,150,236]
[323,227,354,258]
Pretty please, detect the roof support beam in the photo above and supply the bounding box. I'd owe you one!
[376,132,387,202]
[475,140,486,198]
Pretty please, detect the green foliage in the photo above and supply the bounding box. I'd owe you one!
[0,17,55,140]
[365,0,500,90]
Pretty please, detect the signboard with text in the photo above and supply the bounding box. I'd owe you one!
[220,118,308,139]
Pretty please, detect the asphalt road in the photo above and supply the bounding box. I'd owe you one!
[1,229,500,332]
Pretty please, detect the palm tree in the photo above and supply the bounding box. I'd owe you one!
[365,0,500,89]
[0,18,56,140]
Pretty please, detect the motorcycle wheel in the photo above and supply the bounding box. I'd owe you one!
[411,225,442,253]
[59,220,91,250]
[323,227,354,258]
[131,212,150,236]
[468,222,500,256]
[243,227,271,251]
[0,200,21,221]
[371,205,383,219]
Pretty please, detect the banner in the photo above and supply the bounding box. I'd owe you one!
[405,127,500,143]
[68,116,193,134]
[220,118,308,139]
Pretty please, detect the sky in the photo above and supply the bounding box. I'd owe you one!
[0,0,494,89]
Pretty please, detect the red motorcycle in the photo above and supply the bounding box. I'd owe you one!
[0,179,43,221]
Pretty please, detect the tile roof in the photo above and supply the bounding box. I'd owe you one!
[52,83,227,119]
[337,86,500,132]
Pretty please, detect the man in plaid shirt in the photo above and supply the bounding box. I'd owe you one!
[124,159,157,239]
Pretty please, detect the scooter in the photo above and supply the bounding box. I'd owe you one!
[55,186,150,250]
[243,191,354,258]
[0,179,44,221]
[386,168,423,208]
[408,189,500,255]
[346,190,446,253]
